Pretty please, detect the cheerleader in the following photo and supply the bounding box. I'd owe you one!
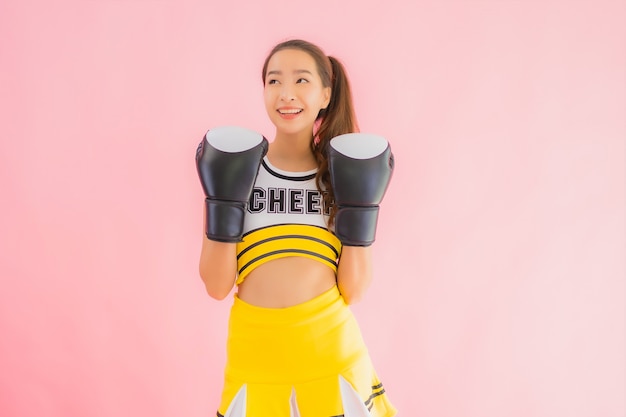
[196,39,397,417]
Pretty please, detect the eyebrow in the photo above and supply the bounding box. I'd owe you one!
[266,69,313,76]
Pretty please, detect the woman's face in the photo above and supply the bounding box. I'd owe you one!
[263,49,331,137]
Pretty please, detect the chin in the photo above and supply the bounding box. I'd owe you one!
[274,122,315,137]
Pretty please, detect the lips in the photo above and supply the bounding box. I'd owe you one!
[277,107,303,120]
[278,108,303,115]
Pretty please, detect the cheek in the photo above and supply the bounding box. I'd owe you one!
[309,91,327,109]
[263,90,275,110]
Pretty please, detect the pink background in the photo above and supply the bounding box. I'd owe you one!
[1,0,624,416]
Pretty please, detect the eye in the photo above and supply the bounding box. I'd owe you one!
[267,79,279,85]
[296,78,309,84]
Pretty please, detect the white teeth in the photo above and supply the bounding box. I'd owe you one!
[278,109,302,114]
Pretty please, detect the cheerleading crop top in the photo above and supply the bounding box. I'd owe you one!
[235,157,342,285]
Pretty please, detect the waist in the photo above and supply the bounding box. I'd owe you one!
[236,257,338,308]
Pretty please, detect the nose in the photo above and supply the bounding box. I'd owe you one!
[280,84,295,101]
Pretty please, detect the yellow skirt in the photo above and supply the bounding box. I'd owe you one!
[217,286,397,417]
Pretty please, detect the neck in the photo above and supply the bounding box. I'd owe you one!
[268,130,317,171]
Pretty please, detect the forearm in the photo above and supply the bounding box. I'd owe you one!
[336,246,373,305]
[194,126,267,300]
[199,237,238,300]
[327,133,392,304]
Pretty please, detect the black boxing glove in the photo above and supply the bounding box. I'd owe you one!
[195,126,268,242]
[327,133,394,246]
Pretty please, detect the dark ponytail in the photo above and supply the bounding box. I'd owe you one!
[313,56,358,226]
[262,40,359,227]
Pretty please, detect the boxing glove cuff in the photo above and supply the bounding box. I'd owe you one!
[204,198,246,243]
[334,206,380,247]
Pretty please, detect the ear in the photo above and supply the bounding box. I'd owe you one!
[322,87,331,109]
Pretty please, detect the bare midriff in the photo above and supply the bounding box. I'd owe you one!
[236,257,337,308]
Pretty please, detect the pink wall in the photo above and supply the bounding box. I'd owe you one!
[1,1,624,416]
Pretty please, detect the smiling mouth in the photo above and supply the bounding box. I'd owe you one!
[278,109,303,114]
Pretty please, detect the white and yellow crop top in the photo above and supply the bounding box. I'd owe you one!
[235,157,342,285]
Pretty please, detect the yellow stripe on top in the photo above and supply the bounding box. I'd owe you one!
[235,224,342,285]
